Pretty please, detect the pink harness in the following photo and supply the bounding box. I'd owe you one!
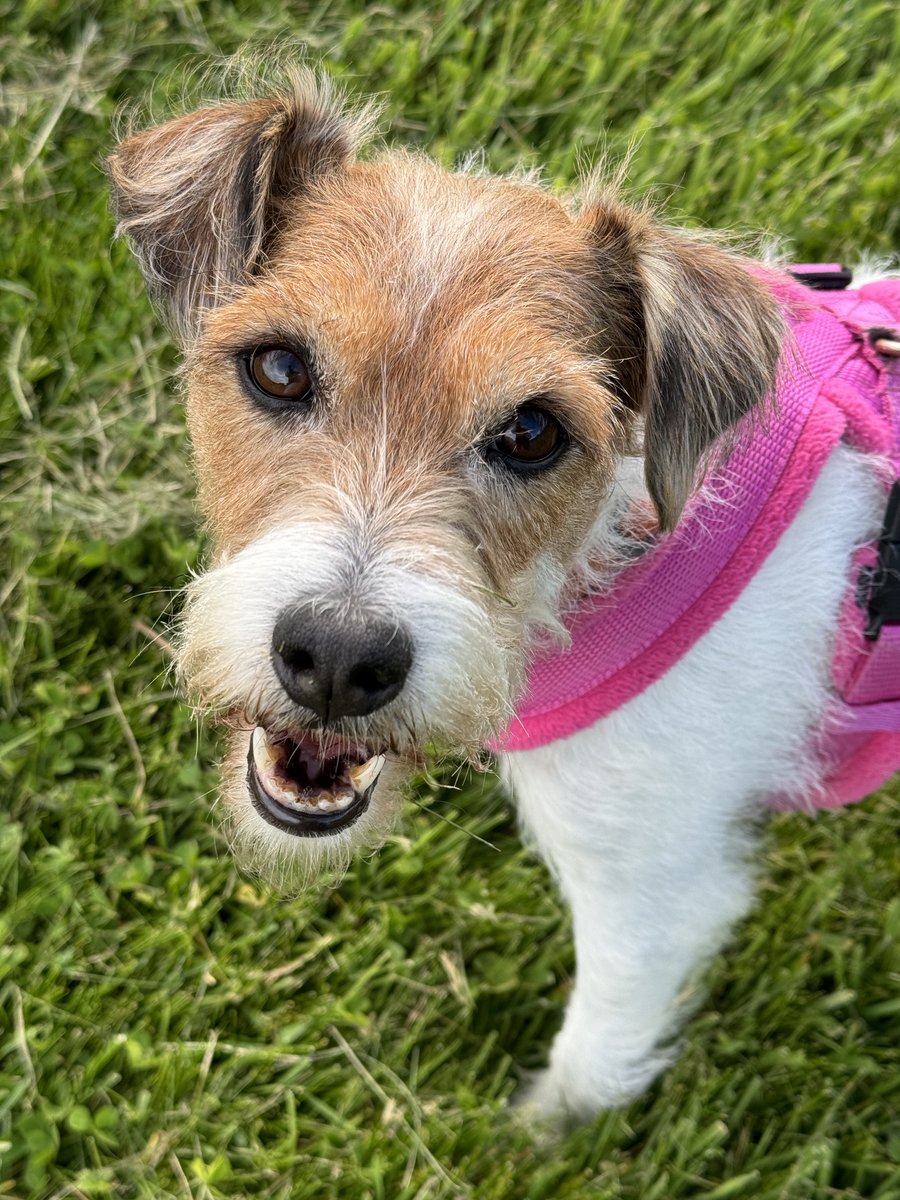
[493,271,900,809]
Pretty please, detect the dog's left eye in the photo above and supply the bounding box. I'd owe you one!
[483,405,567,473]
[244,347,314,404]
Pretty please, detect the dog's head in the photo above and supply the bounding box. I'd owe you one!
[108,71,783,885]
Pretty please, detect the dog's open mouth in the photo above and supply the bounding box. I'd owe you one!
[247,727,385,837]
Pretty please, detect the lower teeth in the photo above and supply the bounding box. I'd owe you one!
[298,793,352,813]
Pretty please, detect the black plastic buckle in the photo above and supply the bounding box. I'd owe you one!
[857,480,900,640]
[789,264,853,291]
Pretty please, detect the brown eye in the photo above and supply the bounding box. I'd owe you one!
[485,405,566,473]
[246,347,313,403]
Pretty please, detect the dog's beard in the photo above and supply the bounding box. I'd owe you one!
[214,730,414,892]
[205,682,519,890]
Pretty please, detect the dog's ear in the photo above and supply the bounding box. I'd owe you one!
[107,73,374,340]
[587,201,784,531]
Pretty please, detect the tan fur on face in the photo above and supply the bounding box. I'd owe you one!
[186,154,628,597]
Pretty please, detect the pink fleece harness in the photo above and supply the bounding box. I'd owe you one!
[494,272,900,809]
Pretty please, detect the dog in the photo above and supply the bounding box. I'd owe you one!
[107,69,900,1122]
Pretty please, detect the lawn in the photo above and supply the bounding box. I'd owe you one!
[1,1,899,1196]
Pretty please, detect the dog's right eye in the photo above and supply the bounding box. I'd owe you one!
[244,347,314,405]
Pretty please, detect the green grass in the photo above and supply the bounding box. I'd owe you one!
[2,1,899,1196]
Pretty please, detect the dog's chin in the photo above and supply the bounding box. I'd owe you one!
[217,727,412,891]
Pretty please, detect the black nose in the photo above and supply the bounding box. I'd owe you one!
[271,605,414,722]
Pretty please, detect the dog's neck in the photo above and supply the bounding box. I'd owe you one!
[565,453,659,606]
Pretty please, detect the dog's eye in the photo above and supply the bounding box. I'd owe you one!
[246,347,313,403]
[484,405,566,473]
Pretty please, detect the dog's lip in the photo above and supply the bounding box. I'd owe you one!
[246,726,385,838]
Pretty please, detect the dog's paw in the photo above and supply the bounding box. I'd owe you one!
[512,1066,620,1131]
[513,1044,673,1129]
[511,1068,576,1135]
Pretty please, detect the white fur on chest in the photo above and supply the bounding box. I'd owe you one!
[499,443,885,1118]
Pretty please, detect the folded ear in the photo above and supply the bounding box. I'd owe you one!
[587,201,785,531]
[107,72,375,340]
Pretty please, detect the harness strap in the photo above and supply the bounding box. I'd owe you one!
[492,274,852,753]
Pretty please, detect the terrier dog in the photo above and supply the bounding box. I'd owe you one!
[107,71,900,1121]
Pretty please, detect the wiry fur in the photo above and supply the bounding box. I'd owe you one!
[109,70,889,1122]
[108,68,380,341]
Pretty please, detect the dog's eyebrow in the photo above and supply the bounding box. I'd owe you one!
[194,321,318,361]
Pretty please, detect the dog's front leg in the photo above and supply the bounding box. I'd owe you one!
[503,731,759,1121]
